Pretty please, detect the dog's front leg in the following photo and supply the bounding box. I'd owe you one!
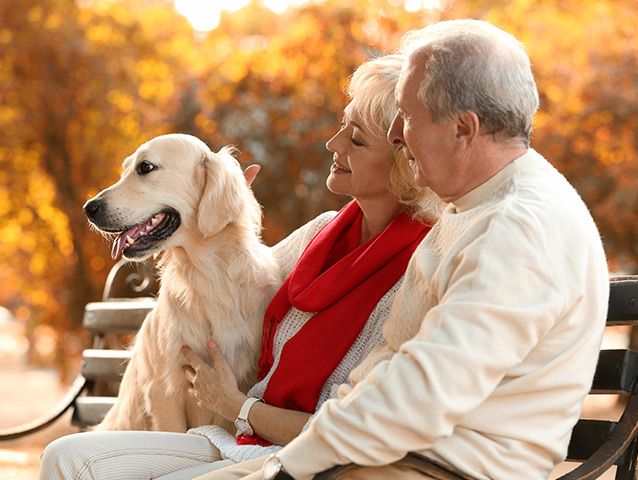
[146,380,188,432]
[185,395,232,433]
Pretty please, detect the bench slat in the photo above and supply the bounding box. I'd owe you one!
[567,419,616,463]
[72,396,116,427]
[81,349,132,379]
[83,300,155,334]
[608,277,638,324]
[591,349,638,394]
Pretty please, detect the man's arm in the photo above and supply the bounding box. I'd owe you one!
[276,213,566,479]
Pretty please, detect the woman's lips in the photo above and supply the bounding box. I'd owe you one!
[331,161,351,173]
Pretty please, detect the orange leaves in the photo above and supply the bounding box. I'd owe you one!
[0,0,637,373]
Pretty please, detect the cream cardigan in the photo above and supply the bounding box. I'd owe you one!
[277,149,609,480]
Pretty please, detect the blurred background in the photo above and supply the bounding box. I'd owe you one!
[0,0,637,477]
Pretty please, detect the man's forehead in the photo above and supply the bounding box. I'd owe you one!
[396,59,421,105]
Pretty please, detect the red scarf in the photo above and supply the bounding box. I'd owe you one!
[237,200,430,446]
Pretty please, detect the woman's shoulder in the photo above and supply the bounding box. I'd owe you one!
[271,210,338,273]
[304,210,337,235]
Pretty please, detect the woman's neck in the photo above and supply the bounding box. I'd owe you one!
[357,198,402,244]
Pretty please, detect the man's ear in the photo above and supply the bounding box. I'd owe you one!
[455,111,480,147]
[196,152,244,238]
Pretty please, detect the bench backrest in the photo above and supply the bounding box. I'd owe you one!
[558,276,638,480]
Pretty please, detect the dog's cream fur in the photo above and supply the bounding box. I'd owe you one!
[85,134,279,432]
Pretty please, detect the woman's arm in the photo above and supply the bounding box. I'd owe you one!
[240,399,312,445]
[181,342,311,446]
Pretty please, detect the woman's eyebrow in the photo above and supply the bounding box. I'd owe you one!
[349,119,366,132]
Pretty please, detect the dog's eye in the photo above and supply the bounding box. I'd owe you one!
[136,161,156,175]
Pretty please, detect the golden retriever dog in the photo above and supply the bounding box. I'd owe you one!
[83,133,279,432]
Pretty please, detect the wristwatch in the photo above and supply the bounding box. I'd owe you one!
[234,397,263,435]
[262,453,294,480]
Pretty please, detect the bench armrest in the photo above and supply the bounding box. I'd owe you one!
[556,386,638,480]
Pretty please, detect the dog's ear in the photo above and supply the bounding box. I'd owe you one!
[197,150,245,238]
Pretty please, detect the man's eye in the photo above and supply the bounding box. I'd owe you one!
[136,161,156,175]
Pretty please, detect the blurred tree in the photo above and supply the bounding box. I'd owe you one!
[0,0,636,373]
[191,0,433,240]
[475,0,638,272]
[0,0,195,374]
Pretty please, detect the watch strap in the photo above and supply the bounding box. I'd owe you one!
[236,396,262,429]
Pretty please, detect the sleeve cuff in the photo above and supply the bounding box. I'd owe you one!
[277,427,343,480]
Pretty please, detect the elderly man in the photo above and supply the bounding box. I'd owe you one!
[196,19,608,480]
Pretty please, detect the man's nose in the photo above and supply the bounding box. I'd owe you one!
[387,113,404,146]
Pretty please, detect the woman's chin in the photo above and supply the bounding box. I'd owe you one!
[326,177,350,197]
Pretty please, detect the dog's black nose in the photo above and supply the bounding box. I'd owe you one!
[84,198,103,220]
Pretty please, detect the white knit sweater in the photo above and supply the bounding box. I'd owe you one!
[277,149,609,480]
[191,210,402,462]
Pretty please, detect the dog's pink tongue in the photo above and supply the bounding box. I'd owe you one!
[110,224,146,260]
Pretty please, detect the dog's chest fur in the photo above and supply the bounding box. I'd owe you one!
[143,241,276,396]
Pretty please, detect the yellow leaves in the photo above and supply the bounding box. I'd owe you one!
[1,0,637,362]
[0,223,21,249]
[17,208,33,226]
[135,59,175,101]
[89,255,106,272]
[85,23,109,44]
[44,12,62,30]
[0,29,12,44]
[107,90,134,113]
[224,62,249,84]
[29,251,48,276]
[118,116,141,139]
[0,187,10,217]
[27,6,42,23]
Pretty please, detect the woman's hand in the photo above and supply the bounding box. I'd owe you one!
[180,340,246,422]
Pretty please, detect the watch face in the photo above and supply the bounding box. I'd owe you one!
[234,418,253,436]
[263,455,282,480]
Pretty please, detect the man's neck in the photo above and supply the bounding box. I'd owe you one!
[445,140,528,203]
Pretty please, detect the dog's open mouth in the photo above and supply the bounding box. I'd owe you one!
[111,208,181,260]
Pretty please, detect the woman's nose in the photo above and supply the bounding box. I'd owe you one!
[325,131,343,153]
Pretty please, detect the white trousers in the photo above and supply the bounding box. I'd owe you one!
[193,455,436,480]
[39,430,235,480]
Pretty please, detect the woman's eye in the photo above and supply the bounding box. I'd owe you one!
[351,137,365,147]
[136,161,156,175]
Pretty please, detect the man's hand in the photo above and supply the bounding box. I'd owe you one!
[180,340,246,421]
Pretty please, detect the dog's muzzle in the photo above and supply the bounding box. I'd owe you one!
[84,197,104,223]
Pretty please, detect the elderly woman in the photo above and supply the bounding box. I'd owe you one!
[39,53,441,480]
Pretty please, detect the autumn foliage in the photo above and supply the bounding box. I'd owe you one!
[0,0,636,373]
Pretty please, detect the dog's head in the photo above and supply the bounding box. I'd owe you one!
[84,133,257,261]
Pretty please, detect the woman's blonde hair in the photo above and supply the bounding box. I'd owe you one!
[347,54,443,222]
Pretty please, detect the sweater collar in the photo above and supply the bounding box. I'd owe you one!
[450,149,543,213]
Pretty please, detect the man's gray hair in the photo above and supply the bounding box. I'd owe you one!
[400,20,539,146]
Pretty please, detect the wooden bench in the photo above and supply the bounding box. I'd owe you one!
[0,259,158,439]
[316,276,638,480]
[2,265,637,480]
[73,259,158,427]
